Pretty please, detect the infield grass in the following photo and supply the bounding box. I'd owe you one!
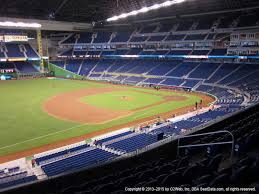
[80,90,164,110]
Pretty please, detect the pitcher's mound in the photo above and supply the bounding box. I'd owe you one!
[120,96,134,101]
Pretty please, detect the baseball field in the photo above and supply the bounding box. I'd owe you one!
[0,78,214,163]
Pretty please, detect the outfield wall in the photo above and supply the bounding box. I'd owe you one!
[49,63,83,79]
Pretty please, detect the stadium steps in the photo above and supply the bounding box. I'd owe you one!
[102,132,139,146]
[226,71,256,86]
[136,77,149,86]
[37,146,96,166]
[23,46,28,58]
[186,63,201,78]
[13,63,20,73]
[182,34,189,41]
[105,60,117,72]
[114,64,129,73]
[88,63,99,77]
[171,23,179,32]
[107,33,114,44]
[193,81,203,91]
[164,62,182,76]
[145,64,161,75]
[31,166,47,180]
[179,81,186,87]
[128,29,138,42]
[207,63,223,81]
[77,60,84,75]
[125,66,139,74]
[158,78,167,85]
[64,60,68,70]
[215,65,243,84]
[97,145,125,155]
[90,34,95,44]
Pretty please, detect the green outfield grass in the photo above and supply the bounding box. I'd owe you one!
[0,79,202,157]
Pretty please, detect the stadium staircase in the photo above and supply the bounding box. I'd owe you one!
[100,132,139,146]
[96,145,125,156]
[215,65,243,84]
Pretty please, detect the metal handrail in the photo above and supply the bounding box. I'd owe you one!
[177,130,235,159]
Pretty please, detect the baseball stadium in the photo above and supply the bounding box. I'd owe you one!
[0,0,259,193]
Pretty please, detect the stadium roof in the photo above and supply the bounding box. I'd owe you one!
[0,0,259,23]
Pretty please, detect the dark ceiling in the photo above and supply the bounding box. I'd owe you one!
[0,0,258,23]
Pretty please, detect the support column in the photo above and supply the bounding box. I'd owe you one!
[46,36,50,71]
[36,30,44,72]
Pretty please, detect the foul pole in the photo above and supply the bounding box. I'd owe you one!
[36,29,44,72]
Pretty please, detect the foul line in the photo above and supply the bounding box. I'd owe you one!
[0,123,87,151]
[134,112,148,119]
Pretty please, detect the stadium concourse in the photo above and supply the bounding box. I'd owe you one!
[0,0,259,193]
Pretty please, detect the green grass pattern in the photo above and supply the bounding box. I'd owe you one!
[0,79,201,157]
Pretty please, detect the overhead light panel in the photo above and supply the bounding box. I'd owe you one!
[107,0,185,22]
[0,21,42,28]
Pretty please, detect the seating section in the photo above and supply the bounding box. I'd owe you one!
[111,32,131,42]
[79,60,98,76]
[124,76,145,84]
[3,11,259,193]
[185,34,207,40]
[62,34,78,44]
[149,108,232,137]
[206,63,238,83]
[52,57,259,107]
[14,61,38,73]
[189,63,220,79]
[35,144,91,165]
[147,61,180,76]
[24,44,39,58]
[181,80,200,88]
[143,78,164,84]
[196,17,215,30]
[65,60,81,73]
[167,62,198,77]
[77,32,93,44]
[148,35,166,42]
[192,50,209,55]
[130,36,148,42]
[0,62,15,69]
[218,65,254,85]
[0,169,37,190]
[0,43,39,59]
[93,32,112,43]
[161,78,183,86]
[140,25,157,33]
[6,44,25,58]
[45,106,259,194]
[105,133,157,153]
[73,50,87,56]
[210,49,227,56]
[96,131,134,145]
[58,12,258,61]
[165,34,185,41]
[42,148,117,177]
[177,20,193,31]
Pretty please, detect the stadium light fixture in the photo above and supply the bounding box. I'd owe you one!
[0,21,41,28]
[107,0,186,22]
